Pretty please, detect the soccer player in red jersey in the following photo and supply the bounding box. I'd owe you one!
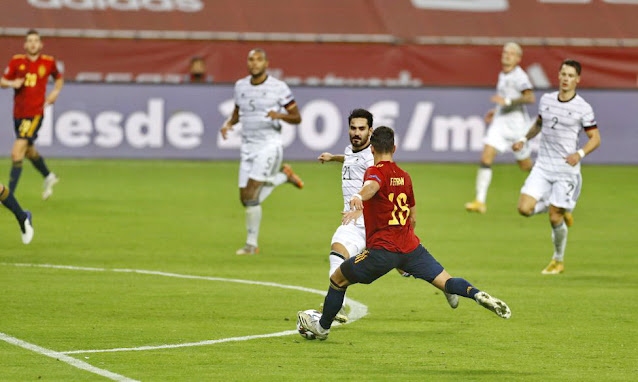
[298,126,511,340]
[1,29,63,199]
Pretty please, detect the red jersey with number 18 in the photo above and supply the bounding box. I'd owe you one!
[362,161,420,253]
[2,54,62,118]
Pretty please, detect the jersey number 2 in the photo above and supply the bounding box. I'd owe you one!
[388,192,410,226]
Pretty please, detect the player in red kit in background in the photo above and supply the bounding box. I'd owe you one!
[1,29,63,199]
[298,126,511,340]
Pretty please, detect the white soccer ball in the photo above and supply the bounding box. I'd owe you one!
[297,309,322,340]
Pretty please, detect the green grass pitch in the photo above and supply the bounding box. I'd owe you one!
[0,159,636,381]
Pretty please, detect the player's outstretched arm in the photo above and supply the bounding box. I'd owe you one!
[220,105,240,140]
[566,128,601,166]
[317,153,345,163]
[350,180,380,210]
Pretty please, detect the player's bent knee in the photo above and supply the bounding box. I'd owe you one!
[329,269,350,290]
[518,206,533,217]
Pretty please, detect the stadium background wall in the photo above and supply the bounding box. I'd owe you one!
[0,83,635,164]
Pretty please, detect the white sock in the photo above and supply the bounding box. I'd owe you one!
[533,199,550,215]
[245,205,262,247]
[476,167,492,204]
[551,222,568,261]
[259,173,287,203]
[328,253,346,278]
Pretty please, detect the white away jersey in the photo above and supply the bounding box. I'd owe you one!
[495,66,533,117]
[341,145,374,216]
[234,75,295,145]
[536,92,597,175]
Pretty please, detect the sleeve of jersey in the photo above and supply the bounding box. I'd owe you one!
[279,83,295,108]
[518,71,533,92]
[364,166,383,187]
[582,106,598,131]
[2,60,15,80]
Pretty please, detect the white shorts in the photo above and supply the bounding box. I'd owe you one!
[331,222,367,259]
[521,166,582,210]
[484,113,531,160]
[238,143,283,188]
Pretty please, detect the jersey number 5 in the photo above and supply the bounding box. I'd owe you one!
[388,192,410,226]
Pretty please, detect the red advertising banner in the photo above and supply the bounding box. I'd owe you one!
[2,0,637,41]
[1,0,637,87]
[1,37,636,88]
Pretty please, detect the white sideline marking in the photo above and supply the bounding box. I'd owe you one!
[0,332,138,382]
[3,263,368,354]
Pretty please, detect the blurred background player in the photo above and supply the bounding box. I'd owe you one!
[299,126,510,341]
[220,48,303,255]
[0,182,34,244]
[513,59,600,275]
[465,42,535,214]
[0,29,63,199]
[317,108,375,322]
[187,56,212,83]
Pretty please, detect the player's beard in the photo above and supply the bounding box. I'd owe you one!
[250,68,266,78]
[351,136,368,149]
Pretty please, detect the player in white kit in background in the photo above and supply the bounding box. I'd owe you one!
[513,59,601,275]
[220,48,304,255]
[465,42,536,214]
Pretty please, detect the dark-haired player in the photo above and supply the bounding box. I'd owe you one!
[220,48,303,255]
[299,126,511,340]
[1,29,63,199]
[513,59,600,275]
[0,182,34,244]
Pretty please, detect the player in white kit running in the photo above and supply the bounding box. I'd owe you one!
[220,48,304,255]
[466,42,536,214]
[513,59,601,274]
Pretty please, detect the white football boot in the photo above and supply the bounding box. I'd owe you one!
[21,211,34,244]
[297,310,329,340]
[474,291,511,319]
[444,292,459,309]
[42,173,59,200]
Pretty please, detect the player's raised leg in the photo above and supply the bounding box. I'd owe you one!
[0,183,34,244]
[282,163,303,189]
[432,271,510,319]
[405,247,511,319]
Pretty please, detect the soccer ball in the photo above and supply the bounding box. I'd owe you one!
[297,309,322,340]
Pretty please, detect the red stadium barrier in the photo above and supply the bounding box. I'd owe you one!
[1,0,637,87]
